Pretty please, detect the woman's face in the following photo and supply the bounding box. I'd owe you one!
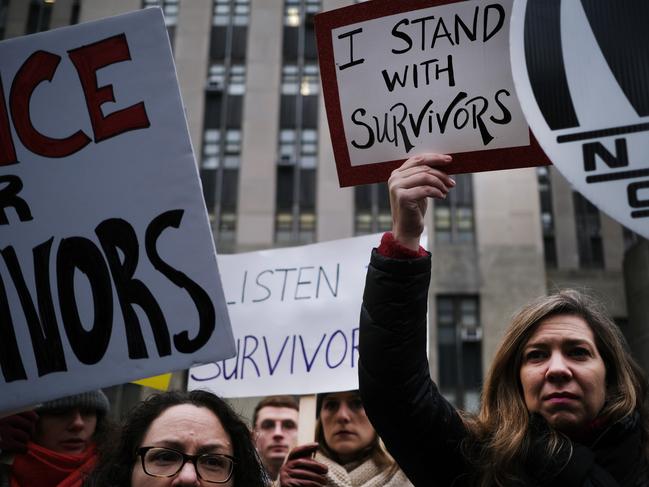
[34,408,97,454]
[519,314,607,435]
[131,404,234,487]
[320,392,375,463]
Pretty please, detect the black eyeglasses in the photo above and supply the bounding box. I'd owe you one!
[136,446,235,484]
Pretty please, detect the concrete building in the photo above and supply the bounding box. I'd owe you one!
[2,0,645,416]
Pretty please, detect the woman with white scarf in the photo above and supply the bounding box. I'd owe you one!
[277,390,412,487]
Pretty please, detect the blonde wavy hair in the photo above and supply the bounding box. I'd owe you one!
[463,289,649,486]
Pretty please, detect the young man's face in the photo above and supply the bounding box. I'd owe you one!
[253,406,299,472]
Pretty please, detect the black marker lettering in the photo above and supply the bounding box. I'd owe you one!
[337,28,365,71]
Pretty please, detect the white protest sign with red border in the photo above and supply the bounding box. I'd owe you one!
[0,8,235,413]
[315,0,550,187]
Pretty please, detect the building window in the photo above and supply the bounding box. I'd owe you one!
[25,0,53,34]
[574,191,604,268]
[434,173,474,243]
[213,0,249,26]
[70,0,81,25]
[281,64,319,96]
[284,0,319,26]
[623,227,642,251]
[201,129,240,245]
[437,295,482,412]
[0,0,9,39]
[276,129,317,243]
[275,0,320,244]
[143,0,179,43]
[200,1,249,251]
[208,63,246,95]
[537,166,557,267]
[143,0,179,25]
[354,184,391,235]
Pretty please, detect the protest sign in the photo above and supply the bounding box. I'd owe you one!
[315,0,550,187]
[188,233,423,397]
[0,8,235,413]
[510,1,649,239]
[133,373,172,391]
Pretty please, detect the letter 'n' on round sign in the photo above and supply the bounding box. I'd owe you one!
[510,0,649,239]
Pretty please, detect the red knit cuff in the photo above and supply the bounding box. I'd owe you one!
[377,232,428,259]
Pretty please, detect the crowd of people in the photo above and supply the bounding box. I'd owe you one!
[0,390,111,487]
[2,154,648,486]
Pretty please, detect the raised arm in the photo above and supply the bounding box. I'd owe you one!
[358,154,468,487]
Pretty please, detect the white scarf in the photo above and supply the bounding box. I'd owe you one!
[315,451,413,487]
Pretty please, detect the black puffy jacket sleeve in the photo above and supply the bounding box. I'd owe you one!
[358,250,468,487]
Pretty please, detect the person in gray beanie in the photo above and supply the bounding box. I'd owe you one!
[31,389,110,455]
[36,390,110,418]
[0,390,112,487]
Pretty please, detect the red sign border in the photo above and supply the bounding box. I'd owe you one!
[315,0,551,187]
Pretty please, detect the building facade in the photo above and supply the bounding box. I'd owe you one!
[2,0,645,415]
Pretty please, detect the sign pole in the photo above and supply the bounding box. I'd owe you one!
[298,394,317,445]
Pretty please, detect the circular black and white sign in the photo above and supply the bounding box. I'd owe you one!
[510,0,649,239]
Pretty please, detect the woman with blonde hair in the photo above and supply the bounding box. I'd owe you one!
[277,390,412,487]
[358,153,649,486]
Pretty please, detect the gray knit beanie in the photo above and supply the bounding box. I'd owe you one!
[37,390,110,415]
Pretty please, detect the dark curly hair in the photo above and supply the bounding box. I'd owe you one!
[84,390,268,487]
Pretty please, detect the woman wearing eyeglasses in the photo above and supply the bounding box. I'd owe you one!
[85,390,268,487]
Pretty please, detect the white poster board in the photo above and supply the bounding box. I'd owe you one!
[315,0,549,187]
[0,8,235,413]
[335,0,528,165]
[510,0,649,239]
[189,233,423,397]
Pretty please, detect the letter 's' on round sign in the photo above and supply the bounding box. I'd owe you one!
[510,0,649,239]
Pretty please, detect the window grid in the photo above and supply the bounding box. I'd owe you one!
[437,295,482,412]
[283,0,319,25]
[202,129,241,170]
[537,166,557,267]
[25,0,53,34]
[213,0,250,26]
[207,63,246,95]
[354,184,391,236]
[201,1,249,249]
[281,64,319,96]
[276,0,321,245]
[278,129,317,168]
[70,0,81,25]
[574,191,604,268]
[434,173,475,243]
[0,0,9,39]
[143,0,179,26]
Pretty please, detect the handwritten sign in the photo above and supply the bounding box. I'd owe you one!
[0,8,235,413]
[315,0,549,187]
[510,1,649,239]
[188,233,414,397]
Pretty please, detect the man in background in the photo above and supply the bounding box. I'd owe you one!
[252,396,299,480]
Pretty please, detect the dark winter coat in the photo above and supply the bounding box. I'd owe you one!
[358,250,649,487]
